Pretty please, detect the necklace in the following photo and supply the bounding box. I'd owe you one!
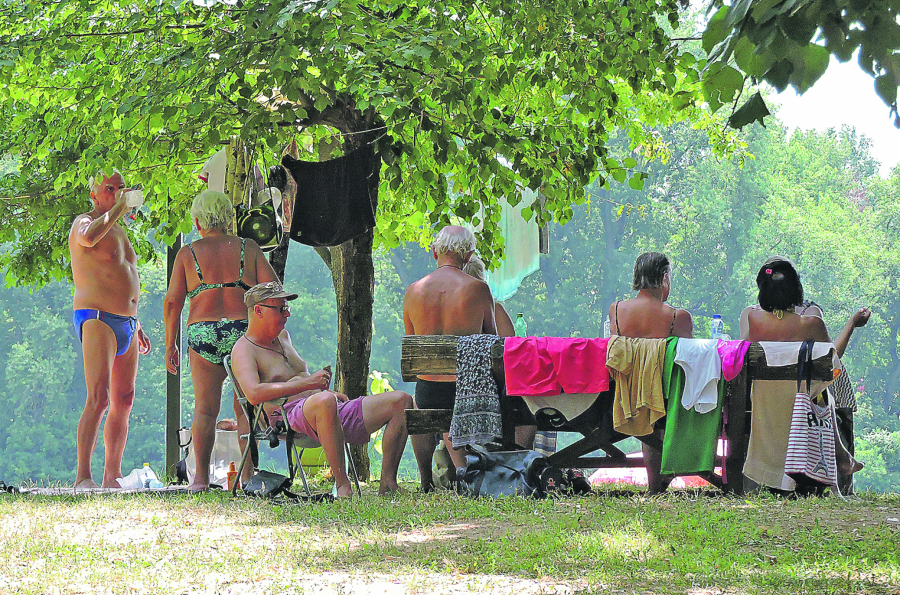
[437,264,462,270]
[246,337,290,365]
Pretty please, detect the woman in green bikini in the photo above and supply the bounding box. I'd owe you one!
[164,190,278,491]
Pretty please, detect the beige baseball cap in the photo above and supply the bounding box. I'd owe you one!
[244,281,299,308]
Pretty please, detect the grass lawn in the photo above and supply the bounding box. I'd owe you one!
[0,483,897,595]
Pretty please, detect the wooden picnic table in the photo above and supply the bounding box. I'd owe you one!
[400,335,837,494]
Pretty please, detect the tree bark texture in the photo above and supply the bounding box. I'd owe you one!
[305,99,382,480]
[329,229,375,480]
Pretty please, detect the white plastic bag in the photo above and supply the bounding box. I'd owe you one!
[183,429,242,485]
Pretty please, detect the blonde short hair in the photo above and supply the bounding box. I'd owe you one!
[463,255,486,281]
[191,190,234,231]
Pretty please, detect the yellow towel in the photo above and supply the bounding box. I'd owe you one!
[606,336,668,436]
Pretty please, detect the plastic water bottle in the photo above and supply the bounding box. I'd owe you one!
[514,313,527,337]
[710,315,724,339]
[603,315,611,338]
[139,463,160,488]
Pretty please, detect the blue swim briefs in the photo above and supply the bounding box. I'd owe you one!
[73,309,137,356]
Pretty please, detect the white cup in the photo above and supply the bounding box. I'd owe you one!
[123,189,144,208]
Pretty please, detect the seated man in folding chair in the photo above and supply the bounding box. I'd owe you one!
[231,282,413,497]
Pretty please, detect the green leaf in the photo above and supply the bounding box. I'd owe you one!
[727,91,771,129]
[702,8,731,55]
[789,44,830,94]
[628,172,645,191]
[702,63,744,113]
[875,74,898,109]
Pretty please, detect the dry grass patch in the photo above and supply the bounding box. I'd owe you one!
[0,487,897,594]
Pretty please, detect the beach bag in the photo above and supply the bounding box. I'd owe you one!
[242,470,333,503]
[242,470,293,498]
[458,446,561,498]
[785,341,837,488]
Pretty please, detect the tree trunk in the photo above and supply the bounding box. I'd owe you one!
[329,229,375,481]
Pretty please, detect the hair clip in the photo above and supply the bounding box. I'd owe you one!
[765,268,772,275]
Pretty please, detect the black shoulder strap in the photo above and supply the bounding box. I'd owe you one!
[797,340,814,394]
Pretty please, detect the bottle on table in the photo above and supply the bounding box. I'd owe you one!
[710,314,724,339]
[514,313,527,337]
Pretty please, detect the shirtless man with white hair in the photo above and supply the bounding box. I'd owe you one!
[403,225,496,491]
[69,170,151,489]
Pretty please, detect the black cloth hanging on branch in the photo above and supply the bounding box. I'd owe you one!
[281,145,379,247]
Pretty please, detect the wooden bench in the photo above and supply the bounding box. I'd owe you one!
[401,335,837,494]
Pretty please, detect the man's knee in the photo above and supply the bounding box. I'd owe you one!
[387,391,413,413]
[85,379,112,410]
[111,389,135,410]
[307,391,339,417]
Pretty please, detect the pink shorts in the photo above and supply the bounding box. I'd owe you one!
[271,394,370,445]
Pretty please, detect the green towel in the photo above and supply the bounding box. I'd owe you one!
[660,337,724,475]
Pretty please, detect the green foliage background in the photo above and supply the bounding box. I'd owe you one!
[1,116,898,491]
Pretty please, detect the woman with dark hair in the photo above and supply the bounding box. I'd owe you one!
[740,256,862,493]
[740,257,830,342]
[607,252,693,493]
[609,252,693,339]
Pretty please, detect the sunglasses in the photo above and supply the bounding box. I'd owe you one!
[257,304,291,314]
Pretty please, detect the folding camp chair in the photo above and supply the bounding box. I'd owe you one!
[223,355,361,497]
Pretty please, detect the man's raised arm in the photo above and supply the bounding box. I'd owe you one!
[73,196,129,247]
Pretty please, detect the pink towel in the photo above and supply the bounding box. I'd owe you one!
[504,337,610,396]
[717,340,750,382]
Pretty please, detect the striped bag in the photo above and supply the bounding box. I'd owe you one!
[785,341,837,488]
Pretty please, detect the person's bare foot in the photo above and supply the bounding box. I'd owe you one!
[74,478,99,490]
[101,477,123,489]
[188,481,210,493]
[335,482,354,498]
[378,483,404,496]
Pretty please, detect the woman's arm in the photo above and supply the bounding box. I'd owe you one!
[673,309,694,339]
[163,248,189,373]
[832,308,871,357]
[248,239,279,284]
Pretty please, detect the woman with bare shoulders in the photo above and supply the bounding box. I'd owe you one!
[609,252,693,340]
[607,252,693,493]
[463,254,537,447]
[164,190,279,491]
[739,257,830,343]
[739,256,862,493]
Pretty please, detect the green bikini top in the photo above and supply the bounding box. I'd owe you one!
[186,237,252,300]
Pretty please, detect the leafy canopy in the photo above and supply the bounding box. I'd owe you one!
[0,0,711,286]
[702,0,900,128]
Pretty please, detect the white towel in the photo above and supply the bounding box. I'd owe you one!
[673,339,721,414]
